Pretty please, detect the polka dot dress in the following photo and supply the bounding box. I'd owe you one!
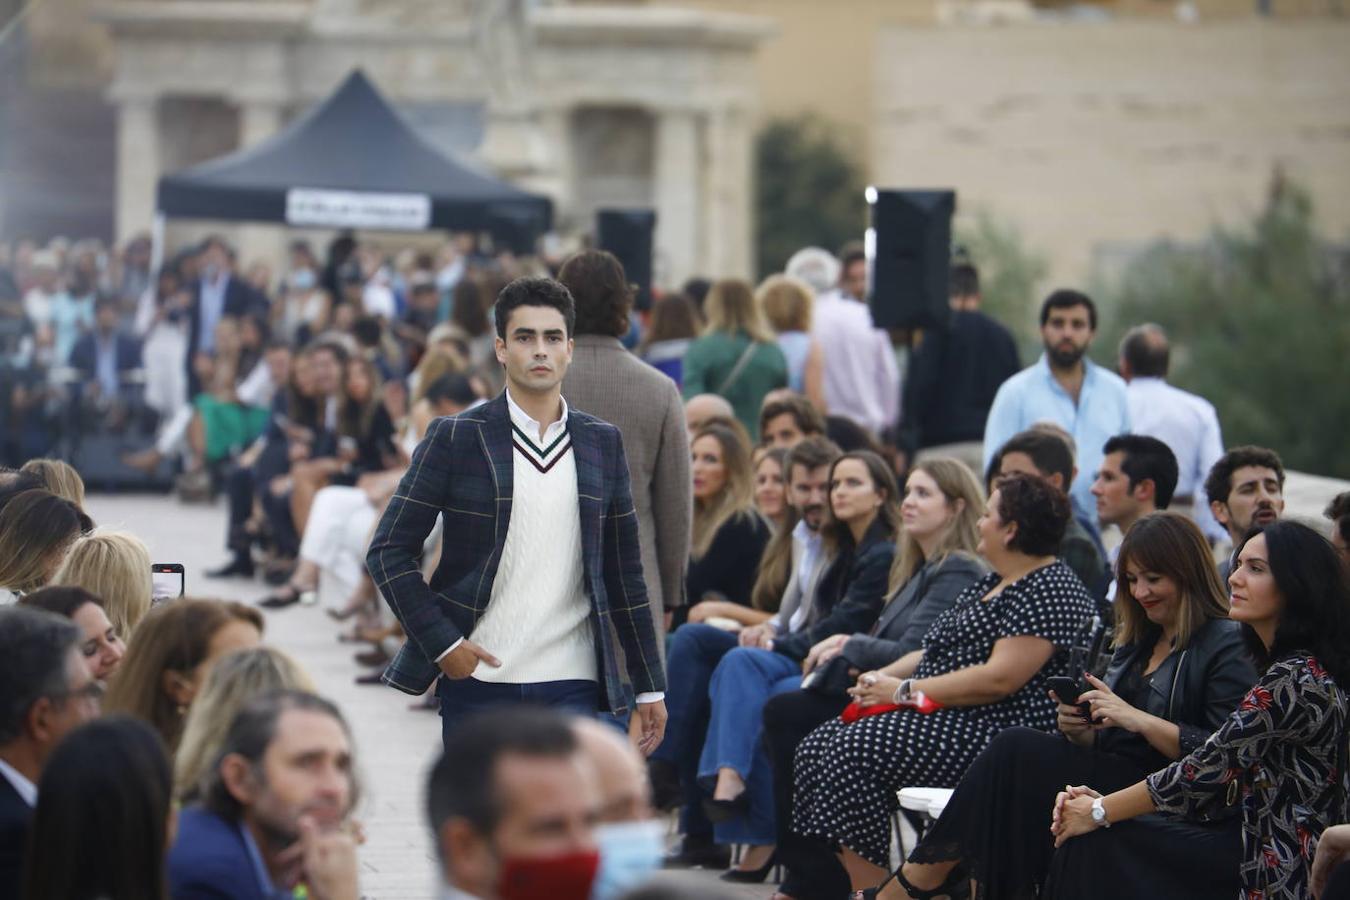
[791,560,1097,867]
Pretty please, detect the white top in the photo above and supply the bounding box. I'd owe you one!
[468,391,596,684]
[1126,377,1227,542]
[787,520,823,633]
[0,756,37,807]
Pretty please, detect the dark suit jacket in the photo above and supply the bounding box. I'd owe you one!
[842,552,988,671]
[187,275,265,394]
[68,332,143,381]
[772,518,895,662]
[366,392,666,713]
[167,807,269,900]
[0,774,32,900]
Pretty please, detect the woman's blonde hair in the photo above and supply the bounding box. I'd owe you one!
[411,343,467,405]
[703,279,774,344]
[52,530,153,639]
[690,423,758,560]
[19,458,86,509]
[750,449,797,612]
[756,275,814,334]
[174,646,313,802]
[887,458,985,596]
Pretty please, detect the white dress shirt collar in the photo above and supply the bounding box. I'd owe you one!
[0,756,37,807]
[505,388,569,443]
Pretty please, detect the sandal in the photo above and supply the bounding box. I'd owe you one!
[854,865,969,900]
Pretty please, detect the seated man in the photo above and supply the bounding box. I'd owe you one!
[167,690,361,900]
[1091,434,1178,603]
[0,607,100,897]
[758,393,826,451]
[429,707,601,900]
[1203,444,1284,580]
[987,429,1110,598]
[67,294,142,429]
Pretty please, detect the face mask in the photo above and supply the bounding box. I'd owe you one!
[589,820,665,900]
[498,848,599,900]
[290,268,316,291]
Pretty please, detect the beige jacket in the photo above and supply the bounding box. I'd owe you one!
[562,335,692,639]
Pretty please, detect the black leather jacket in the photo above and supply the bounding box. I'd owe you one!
[1102,617,1258,757]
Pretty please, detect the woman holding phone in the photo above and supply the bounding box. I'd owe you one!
[1046,520,1350,900]
[858,512,1258,900]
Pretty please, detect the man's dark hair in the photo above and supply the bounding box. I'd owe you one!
[22,716,172,900]
[949,263,980,299]
[303,337,350,366]
[995,472,1071,557]
[759,395,826,442]
[837,240,866,271]
[1102,434,1179,509]
[0,606,82,744]
[201,690,355,822]
[1203,445,1285,507]
[1118,324,1169,378]
[19,585,104,620]
[1038,289,1097,331]
[1326,492,1350,549]
[493,277,576,340]
[557,250,633,338]
[427,706,578,858]
[424,372,479,409]
[681,277,712,313]
[992,430,1075,493]
[783,435,843,482]
[352,315,383,348]
[824,415,882,456]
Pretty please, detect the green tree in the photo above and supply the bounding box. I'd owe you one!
[754,114,867,278]
[1096,176,1350,478]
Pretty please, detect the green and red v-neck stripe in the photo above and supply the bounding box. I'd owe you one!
[511,422,573,474]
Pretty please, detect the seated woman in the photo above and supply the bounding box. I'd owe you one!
[19,586,127,681]
[0,488,91,602]
[682,422,773,628]
[52,530,153,640]
[18,457,85,509]
[866,512,1257,899]
[754,447,791,535]
[699,450,903,882]
[103,598,264,753]
[1045,521,1350,900]
[765,458,988,900]
[791,473,1097,896]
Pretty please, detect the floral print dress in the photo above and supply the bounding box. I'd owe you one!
[1146,653,1350,899]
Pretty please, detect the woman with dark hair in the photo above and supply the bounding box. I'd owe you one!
[103,598,264,753]
[1046,520,1350,900]
[21,716,172,900]
[0,488,92,599]
[694,450,902,881]
[640,293,702,388]
[19,585,127,680]
[859,512,1258,900]
[789,473,1097,895]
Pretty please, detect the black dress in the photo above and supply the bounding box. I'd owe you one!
[911,661,1166,900]
[683,510,771,613]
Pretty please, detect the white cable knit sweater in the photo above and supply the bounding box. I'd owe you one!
[468,397,596,684]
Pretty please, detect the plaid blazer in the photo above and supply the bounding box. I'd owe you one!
[365,392,666,713]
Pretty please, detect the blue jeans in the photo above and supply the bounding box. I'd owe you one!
[437,676,599,748]
[649,623,739,841]
[698,647,802,845]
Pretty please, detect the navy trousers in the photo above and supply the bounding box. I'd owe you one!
[437,676,599,748]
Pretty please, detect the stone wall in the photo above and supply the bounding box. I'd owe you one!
[872,21,1350,290]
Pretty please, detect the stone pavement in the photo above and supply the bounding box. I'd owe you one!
[83,493,776,900]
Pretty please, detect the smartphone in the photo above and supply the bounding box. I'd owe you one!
[1047,675,1092,720]
[152,563,185,603]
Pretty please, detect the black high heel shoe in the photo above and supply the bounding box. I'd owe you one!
[719,849,777,884]
[854,864,970,900]
[700,792,750,824]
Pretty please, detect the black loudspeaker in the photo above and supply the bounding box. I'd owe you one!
[866,189,955,330]
[597,208,656,311]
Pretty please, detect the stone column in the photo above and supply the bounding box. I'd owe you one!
[113,92,161,244]
[654,107,700,289]
[702,106,754,281]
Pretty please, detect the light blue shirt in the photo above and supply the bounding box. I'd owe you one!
[198,272,228,353]
[982,353,1131,522]
[95,333,119,397]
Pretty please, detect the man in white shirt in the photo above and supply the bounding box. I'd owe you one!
[0,607,100,895]
[1118,324,1226,542]
[429,707,602,900]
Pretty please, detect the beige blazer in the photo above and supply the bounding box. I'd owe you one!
[563,335,692,639]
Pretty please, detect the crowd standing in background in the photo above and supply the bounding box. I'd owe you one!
[1,228,1349,900]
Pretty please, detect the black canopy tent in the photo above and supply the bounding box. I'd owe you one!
[154,69,552,251]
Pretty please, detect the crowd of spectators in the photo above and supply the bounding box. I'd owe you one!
[2,227,1350,900]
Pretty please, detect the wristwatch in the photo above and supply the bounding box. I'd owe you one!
[1090,797,1111,828]
[892,679,915,704]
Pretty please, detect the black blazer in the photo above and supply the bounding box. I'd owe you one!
[842,552,988,672]
[186,275,265,393]
[772,518,895,662]
[0,772,33,900]
[1102,617,1259,756]
[67,332,143,380]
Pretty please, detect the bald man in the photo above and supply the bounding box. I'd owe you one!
[683,394,734,440]
[574,719,664,898]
